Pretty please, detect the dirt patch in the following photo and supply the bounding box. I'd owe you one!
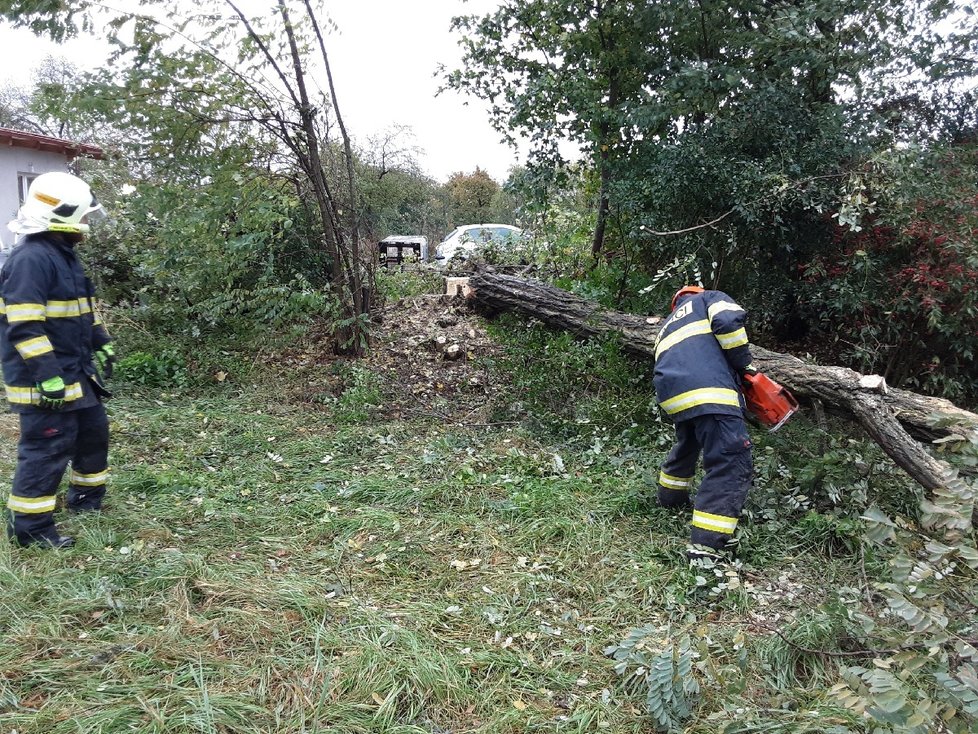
[366,294,504,422]
[277,293,506,423]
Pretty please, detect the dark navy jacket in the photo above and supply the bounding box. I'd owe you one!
[0,233,110,412]
[652,290,753,422]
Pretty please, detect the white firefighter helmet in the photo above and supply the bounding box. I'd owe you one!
[8,171,103,236]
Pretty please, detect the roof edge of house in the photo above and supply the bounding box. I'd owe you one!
[0,126,104,161]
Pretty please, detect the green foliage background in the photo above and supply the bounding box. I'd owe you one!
[449,0,978,405]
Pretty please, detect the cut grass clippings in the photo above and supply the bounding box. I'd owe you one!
[0,315,890,733]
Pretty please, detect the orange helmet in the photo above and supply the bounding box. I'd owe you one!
[670,285,704,311]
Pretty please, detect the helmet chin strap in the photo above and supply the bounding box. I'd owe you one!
[7,214,89,238]
[57,232,85,246]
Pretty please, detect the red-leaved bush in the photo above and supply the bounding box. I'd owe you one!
[800,152,978,406]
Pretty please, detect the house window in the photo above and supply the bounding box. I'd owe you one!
[17,173,38,204]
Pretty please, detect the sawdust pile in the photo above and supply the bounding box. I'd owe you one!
[279,292,506,423]
[366,294,504,422]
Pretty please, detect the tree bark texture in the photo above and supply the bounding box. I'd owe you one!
[466,272,978,494]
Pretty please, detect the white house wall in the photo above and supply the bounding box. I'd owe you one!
[0,147,72,250]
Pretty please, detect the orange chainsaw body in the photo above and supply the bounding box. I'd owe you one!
[742,372,799,431]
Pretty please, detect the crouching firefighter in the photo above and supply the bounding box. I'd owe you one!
[652,286,756,562]
[2,172,116,549]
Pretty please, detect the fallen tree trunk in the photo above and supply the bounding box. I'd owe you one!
[466,272,978,496]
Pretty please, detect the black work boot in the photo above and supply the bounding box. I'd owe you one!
[6,517,75,549]
[25,532,76,549]
[66,488,105,513]
[689,525,737,563]
[687,541,730,566]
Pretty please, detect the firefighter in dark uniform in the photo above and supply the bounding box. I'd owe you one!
[653,285,756,560]
[2,171,115,549]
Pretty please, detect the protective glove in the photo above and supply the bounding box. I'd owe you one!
[95,344,115,379]
[741,363,759,379]
[37,376,66,410]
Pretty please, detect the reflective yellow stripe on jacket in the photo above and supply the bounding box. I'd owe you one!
[1,301,46,322]
[659,387,741,416]
[655,319,712,360]
[46,299,90,318]
[1,297,93,321]
[4,381,85,405]
[14,335,55,359]
[715,327,748,350]
[706,301,745,321]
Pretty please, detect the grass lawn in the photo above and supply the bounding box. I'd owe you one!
[0,297,920,733]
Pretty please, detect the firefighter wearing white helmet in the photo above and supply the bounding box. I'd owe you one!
[1,171,115,549]
[10,171,104,236]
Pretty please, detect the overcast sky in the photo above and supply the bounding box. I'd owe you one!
[0,0,525,183]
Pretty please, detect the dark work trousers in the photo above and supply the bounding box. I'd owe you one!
[6,402,109,543]
[657,413,753,553]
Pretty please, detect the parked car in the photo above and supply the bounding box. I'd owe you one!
[433,224,526,266]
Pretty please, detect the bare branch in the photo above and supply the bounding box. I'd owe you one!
[640,172,850,237]
[223,0,304,111]
[303,1,359,237]
[640,208,736,236]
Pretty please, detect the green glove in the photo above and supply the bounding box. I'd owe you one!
[37,376,66,410]
[96,343,115,379]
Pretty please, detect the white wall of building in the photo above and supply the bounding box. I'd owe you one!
[0,147,72,250]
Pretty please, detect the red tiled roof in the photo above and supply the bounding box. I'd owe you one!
[0,127,103,160]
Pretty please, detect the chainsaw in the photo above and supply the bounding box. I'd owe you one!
[742,372,799,431]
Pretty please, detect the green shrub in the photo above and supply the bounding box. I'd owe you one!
[321,363,384,424]
[792,511,864,556]
[375,267,442,302]
[116,349,190,387]
[88,154,334,340]
[798,144,978,407]
[485,315,661,442]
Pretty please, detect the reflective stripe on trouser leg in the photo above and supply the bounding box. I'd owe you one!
[688,414,753,552]
[657,420,699,508]
[8,411,77,541]
[66,403,110,511]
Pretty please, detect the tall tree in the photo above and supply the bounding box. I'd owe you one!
[446,0,975,259]
[446,0,656,256]
[356,129,448,245]
[0,55,110,141]
[445,168,501,225]
[3,0,375,354]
